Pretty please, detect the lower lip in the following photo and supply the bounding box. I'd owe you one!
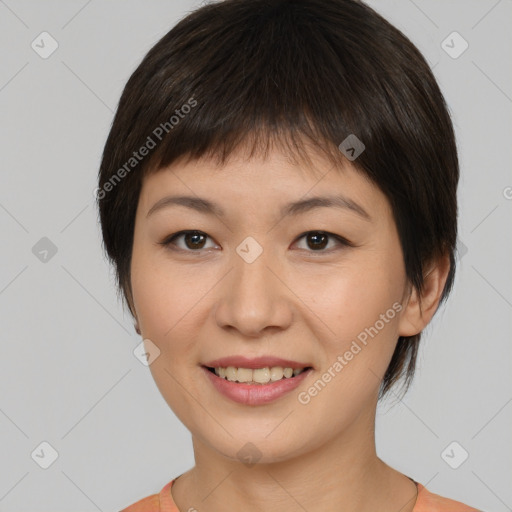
[201,366,313,406]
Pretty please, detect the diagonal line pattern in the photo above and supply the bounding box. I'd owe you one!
[415,473,439,501]
[471,396,512,439]
[407,0,439,28]
[61,471,103,511]
[61,60,114,113]
[397,486,420,512]
[393,395,440,439]
[61,0,93,29]
[471,471,511,509]
[0,265,28,296]
[60,204,90,233]
[0,407,29,439]
[472,0,502,30]
[470,204,499,233]
[60,369,131,439]
[163,367,233,438]
[472,61,512,104]
[0,472,30,502]
[0,0,29,28]
[0,62,29,93]
[368,368,439,438]
[0,203,29,233]
[471,266,512,308]
[265,409,294,438]
[61,265,132,334]
[421,472,440,488]
[200,470,235,502]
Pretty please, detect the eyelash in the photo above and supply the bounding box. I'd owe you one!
[158,230,354,255]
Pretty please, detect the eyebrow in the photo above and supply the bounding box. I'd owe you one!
[146,194,371,221]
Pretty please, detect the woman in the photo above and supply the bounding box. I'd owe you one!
[96,0,483,510]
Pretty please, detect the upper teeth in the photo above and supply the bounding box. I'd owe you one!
[214,366,306,384]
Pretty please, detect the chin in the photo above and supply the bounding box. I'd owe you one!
[202,432,310,466]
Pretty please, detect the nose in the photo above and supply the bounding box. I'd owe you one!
[213,246,293,338]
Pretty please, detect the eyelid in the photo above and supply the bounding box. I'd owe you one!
[294,230,354,248]
[159,230,219,252]
[159,229,354,254]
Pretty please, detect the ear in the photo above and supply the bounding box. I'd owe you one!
[398,252,452,337]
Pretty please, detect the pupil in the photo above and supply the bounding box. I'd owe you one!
[308,232,327,250]
[186,231,205,249]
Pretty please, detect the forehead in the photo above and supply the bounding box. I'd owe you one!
[145,144,361,189]
[138,146,390,224]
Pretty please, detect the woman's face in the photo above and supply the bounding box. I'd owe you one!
[130,147,412,463]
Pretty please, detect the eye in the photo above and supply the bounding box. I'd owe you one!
[159,229,353,254]
[159,230,218,252]
[293,231,352,252]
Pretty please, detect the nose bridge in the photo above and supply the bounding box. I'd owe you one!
[214,236,292,336]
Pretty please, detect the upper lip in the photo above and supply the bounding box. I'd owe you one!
[203,356,313,370]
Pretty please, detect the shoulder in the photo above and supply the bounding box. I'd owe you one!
[119,479,177,512]
[414,482,484,512]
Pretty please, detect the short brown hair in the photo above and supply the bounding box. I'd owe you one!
[96,0,459,399]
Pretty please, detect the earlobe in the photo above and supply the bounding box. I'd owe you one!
[398,253,451,337]
[398,285,423,337]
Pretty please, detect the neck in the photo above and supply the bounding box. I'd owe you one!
[171,405,418,512]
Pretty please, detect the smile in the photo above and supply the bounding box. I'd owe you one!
[202,365,313,405]
[207,366,310,384]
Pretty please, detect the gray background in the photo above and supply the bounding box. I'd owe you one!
[0,0,511,511]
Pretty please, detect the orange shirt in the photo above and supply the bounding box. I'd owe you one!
[120,476,482,512]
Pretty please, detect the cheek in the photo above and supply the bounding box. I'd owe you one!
[292,255,405,381]
[130,254,206,418]
[130,249,213,353]
[297,259,402,334]
[291,267,403,425]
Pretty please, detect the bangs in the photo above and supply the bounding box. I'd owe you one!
[146,122,348,178]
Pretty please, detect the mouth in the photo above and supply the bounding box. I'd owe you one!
[202,365,314,385]
[201,364,313,405]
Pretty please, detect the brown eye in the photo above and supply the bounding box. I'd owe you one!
[182,231,207,249]
[160,230,217,251]
[294,231,351,252]
[305,232,329,250]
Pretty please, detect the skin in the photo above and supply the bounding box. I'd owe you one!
[130,144,450,512]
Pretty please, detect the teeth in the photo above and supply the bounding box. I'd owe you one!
[237,367,254,383]
[213,366,307,384]
[270,367,284,381]
[253,367,270,383]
